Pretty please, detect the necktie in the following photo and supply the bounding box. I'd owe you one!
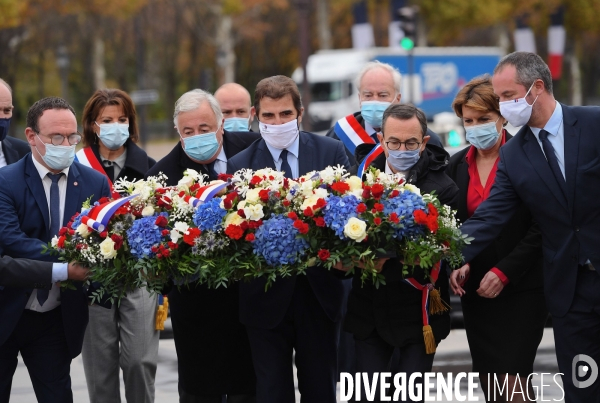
[539,129,567,200]
[39,172,63,306]
[279,149,293,179]
[204,160,218,180]
[103,160,115,182]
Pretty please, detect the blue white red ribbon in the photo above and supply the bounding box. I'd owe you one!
[184,181,229,208]
[402,261,442,328]
[357,144,384,178]
[81,194,139,233]
[333,114,375,155]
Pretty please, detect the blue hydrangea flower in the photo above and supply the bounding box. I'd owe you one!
[383,190,427,239]
[323,194,361,239]
[253,215,309,266]
[193,198,227,232]
[72,208,91,228]
[126,213,167,259]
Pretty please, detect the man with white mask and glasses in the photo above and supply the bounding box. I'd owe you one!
[326,61,442,166]
[146,89,259,403]
[227,75,350,403]
[450,51,600,403]
[215,82,256,133]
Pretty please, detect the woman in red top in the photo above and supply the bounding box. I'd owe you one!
[446,76,547,403]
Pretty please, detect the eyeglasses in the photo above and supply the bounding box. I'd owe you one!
[37,132,82,146]
[385,139,421,151]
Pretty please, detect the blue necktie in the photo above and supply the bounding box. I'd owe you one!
[38,172,63,306]
[539,130,567,201]
[279,150,293,179]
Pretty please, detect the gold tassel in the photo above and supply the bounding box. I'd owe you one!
[423,325,436,354]
[429,288,450,315]
[163,296,169,317]
[155,296,169,331]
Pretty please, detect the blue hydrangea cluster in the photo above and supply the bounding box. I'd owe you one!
[252,215,309,266]
[193,198,227,232]
[126,213,166,258]
[323,194,361,239]
[72,208,91,228]
[383,190,427,239]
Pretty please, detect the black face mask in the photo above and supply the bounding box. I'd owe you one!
[0,118,10,142]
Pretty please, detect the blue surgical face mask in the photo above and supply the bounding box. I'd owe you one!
[387,148,421,172]
[223,117,250,132]
[465,118,500,150]
[96,122,130,150]
[35,134,76,171]
[361,101,391,128]
[0,118,10,142]
[181,131,221,162]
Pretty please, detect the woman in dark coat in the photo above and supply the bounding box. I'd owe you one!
[447,77,548,403]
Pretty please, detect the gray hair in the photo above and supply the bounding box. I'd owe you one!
[382,104,427,139]
[173,89,223,130]
[494,52,553,95]
[355,61,402,95]
[0,78,12,93]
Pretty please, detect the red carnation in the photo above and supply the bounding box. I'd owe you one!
[99,231,108,238]
[427,217,439,233]
[362,186,371,199]
[315,198,327,209]
[240,221,249,231]
[356,203,367,214]
[331,181,350,194]
[288,212,298,220]
[225,225,244,240]
[374,203,384,212]
[313,216,326,227]
[183,228,201,246]
[414,210,428,225]
[168,241,178,249]
[59,227,68,236]
[317,249,331,261]
[390,212,400,224]
[259,189,270,203]
[155,215,168,227]
[371,184,384,199]
[390,189,400,198]
[250,175,262,186]
[110,234,124,250]
[373,217,382,226]
[245,233,256,242]
[428,203,439,218]
[303,207,314,217]
[249,220,263,229]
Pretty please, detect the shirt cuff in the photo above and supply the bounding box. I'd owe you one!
[490,267,509,285]
[52,263,69,283]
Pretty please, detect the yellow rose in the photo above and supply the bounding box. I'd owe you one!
[346,176,363,192]
[343,217,367,242]
[76,223,92,238]
[301,195,321,211]
[245,188,261,204]
[99,237,117,259]
[243,204,264,221]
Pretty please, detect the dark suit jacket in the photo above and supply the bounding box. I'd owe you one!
[0,155,111,358]
[0,256,53,288]
[446,134,544,296]
[1,136,30,165]
[460,104,600,317]
[89,139,156,182]
[227,131,351,329]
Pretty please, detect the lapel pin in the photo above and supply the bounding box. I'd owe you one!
[74,182,78,186]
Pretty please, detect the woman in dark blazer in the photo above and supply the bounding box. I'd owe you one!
[447,77,547,402]
[79,89,159,403]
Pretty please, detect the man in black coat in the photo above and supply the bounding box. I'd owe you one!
[227,75,350,403]
[325,61,443,166]
[345,104,458,401]
[0,78,30,167]
[146,89,260,403]
[0,258,89,288]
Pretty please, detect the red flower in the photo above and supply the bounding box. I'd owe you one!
[75,243,85,250]
[374,217,382,226]
[282,200,291,207]
[414,210,428,225]
[356,203,367,213]
[155,215,168,227]
[168,241,178,249]
[57,235,66,249]
[151,246,159,253]
[245,233,256,242]
[428,203,439,218]
[59,227,68,236]
[250,175,262,186]
[225,225,244,240]
[313,216,326,227]
[238,209,246,218]
[218,173,233,181]
[98,197,110,205]
[111,234,124,250]
[248,220,263,229]
[288,212,298,220]
[115,204,130,215]
[223,199,233,210]
[162,249,171,258]
[161,229,170,236]
[390,189,400,198]
[259,189,270,203]
[390,212,399,224]
[240,221,249,231]
[315,198,327,209]
[371,184,384,199]
[183,228,201,246]
[68,229,75,236]
[155,188,167,195]
[268,175,275,180]
[317,249,331,261]
[189,183,200,193]
[303,207,314,217]
[99,231,108,238]
[293,219,309,234]
[331,181,350,194]
[426,217,439,233]
[362,186,371,199]
[374,203,384,212]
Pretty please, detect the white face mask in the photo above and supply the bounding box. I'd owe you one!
[499,82,539,127]
[259,119,299,150]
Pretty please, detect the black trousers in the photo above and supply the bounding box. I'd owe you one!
[0,308,72,403]
[354,330,435,403]
[245,275,340,403]
[552,268,600,403]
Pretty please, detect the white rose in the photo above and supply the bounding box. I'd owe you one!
[300,180,314,197]
[178,175,195,189]
[404,184,421,195]
[76,223,92,238]
[237,200,247,209]
[245,188,261,204]
[141,205,155,217]
[313,187,328,199]
[243,204,264,221]
[224,211,245,227]
[346,176,363,192]
[51,235,59,247]
[99,237,117,259]
[343,217,367,242]
[301,195,321,211]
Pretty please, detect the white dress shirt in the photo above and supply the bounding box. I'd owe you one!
[0,141,6,168]
[265,135,300,179]
[213,146,228,174]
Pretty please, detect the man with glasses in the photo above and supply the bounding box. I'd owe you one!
[344,104,458,400]
[0,97,110,402]
[0,78,30,168]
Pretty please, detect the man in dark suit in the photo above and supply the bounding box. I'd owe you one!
[227,75,350,403]
[0,78,30,167]
[146,89,259,403]
[325,61,442,166]
[0,97,111,402]
[0,258,89,288]
[450,52,600,403]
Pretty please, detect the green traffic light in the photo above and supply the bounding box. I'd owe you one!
[448,130,461,147]
[400,37,414,51]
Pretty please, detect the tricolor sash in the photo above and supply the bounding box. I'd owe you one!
[81,194,139,233]
[333,114,375,155]
[184,181,229,208]
[75,147,114,192]
[357,144,384,178]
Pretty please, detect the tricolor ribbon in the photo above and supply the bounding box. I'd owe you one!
[357,144,384,178]
[81,194,139,233]
[75,147,115,193]
[184,181,229,208]
[333,114,375,155]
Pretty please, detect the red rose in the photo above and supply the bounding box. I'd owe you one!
[288,212,298,220]
[155,215,168,227]
[111,234,124,250]
[303,207,314,217]
[59,227,68,236]
[162,249,171,257]
[374,217,382,226]
[151,246,159,253]
[356,203,367,213]
[362,186,371,199]
[250,175,262,186]
[374,203,384,212]
[283,200,291,207]
[390,212,400,224]
[218,173,233,181]
[390,189,400,198]
[183,228,201,246]
[293,219,309,234]
[238,209,246,218]
[259,189,270,203]
[248,220,263,229]
[313,216,326,227]
[315,198,327,209]
[371,184,384,199]
[68,229,75,235]
[331,181,350,194]
[245,233,256,242]
[223,199,233,210]
[240,221,249,231]
[317,249,330,261]
[99,231,108,238]
[225,225,244,240]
